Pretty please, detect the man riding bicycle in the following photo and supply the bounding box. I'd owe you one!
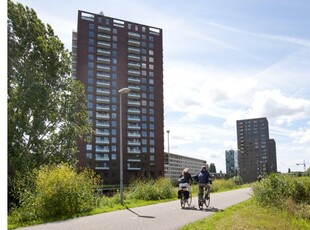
[194,164,212,200]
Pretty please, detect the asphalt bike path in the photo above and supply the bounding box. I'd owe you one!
[17,187,252,230]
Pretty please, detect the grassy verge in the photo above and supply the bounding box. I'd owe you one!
[181,198,310,230]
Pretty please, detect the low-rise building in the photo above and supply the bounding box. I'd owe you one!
[164,152,206,183]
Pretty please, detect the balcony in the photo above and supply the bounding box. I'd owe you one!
[97,57,110,64]
[128,39,140,47]
[128,54,140,61]
[127,124,141,130]
[128,77,140,83]
[96,105,110,111]
[128,85,141,91]
[128,47,140,54]
[128,92,140,99]
[97,34,111,41]
[97,41,111,48]
[96,112,110,119]
[96,129,110,136]
[98,26,111,32]
[128,32,140,39]
[128,100,140,106]
[128,115,140,121]
[128,132,141,137]
[95,147,109,153]
[127,148,141,154]
[128,62,141,69]
[96,121,110,127]
[95,156,109,161]
[128,69,140,76]
[127,140,141,146]
[97,49,111,56]
[96,96,110,103]
[97,72,110,79]
[97,65,110,72]
[95,137,109,144]
[96,88,110,95]
[96,80,110,87]
[128,108,140,114]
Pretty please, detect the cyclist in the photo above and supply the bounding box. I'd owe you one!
[178,168,192,198]
[195,164,211,200]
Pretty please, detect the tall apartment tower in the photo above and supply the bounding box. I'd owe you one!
[236,117,277,182]
[225,149,238,176]
[72,11,164,185]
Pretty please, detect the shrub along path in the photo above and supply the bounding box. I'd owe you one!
[16,188,252,230]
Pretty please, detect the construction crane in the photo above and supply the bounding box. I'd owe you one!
[296,160,310,175]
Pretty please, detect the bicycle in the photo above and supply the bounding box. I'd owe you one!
[198,185,210,210]
[178,186,192,208]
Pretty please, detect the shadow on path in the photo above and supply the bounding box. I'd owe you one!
[125,207,156,218]
[181,205,224,212]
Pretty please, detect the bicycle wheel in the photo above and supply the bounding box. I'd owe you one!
[187,192,192,206]
[204,193,210,208]
[180,192,185,208]
[198,196,203,210]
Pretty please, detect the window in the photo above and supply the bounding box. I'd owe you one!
[149,50,154,55]
[87,96,93,104]
[88,31,94,37]
[111,153,116,160]
[88,62,94,68]
[88,70,94,77]
[112,146,116,151]
[87,78,93,84]
[86,153,92,159]
[86,144,92,150]
[89,23,94,30]
[87,102,93,109]
[87,86,93,92]
[150,147,155,153]
[88,39,94,45]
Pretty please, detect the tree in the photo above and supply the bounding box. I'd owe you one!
[8,0,92,207]
[209,163,216,173]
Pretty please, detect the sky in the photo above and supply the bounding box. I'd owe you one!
[9,0,310,174]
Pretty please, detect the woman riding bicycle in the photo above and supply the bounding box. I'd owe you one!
[178,168,192,198]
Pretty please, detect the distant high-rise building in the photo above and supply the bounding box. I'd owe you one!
[236,117,277,182]
[269,139,277,173]
[225,149,238,176]
[72,11,164,185]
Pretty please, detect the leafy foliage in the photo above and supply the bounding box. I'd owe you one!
[127,177,175,200]
[209,163,216,173]
[7,0,92,207]
[9,163,101,223]
[252,173,310,220]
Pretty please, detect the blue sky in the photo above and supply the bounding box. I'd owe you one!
[10,0,310,173]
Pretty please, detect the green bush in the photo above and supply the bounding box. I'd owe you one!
[9,163,100,222]
[128,177,175,200]
[252,173,310,219]
[211,178,239,192]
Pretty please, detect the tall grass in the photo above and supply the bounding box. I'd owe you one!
[252,173,310,220]
[127,177,175,200]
